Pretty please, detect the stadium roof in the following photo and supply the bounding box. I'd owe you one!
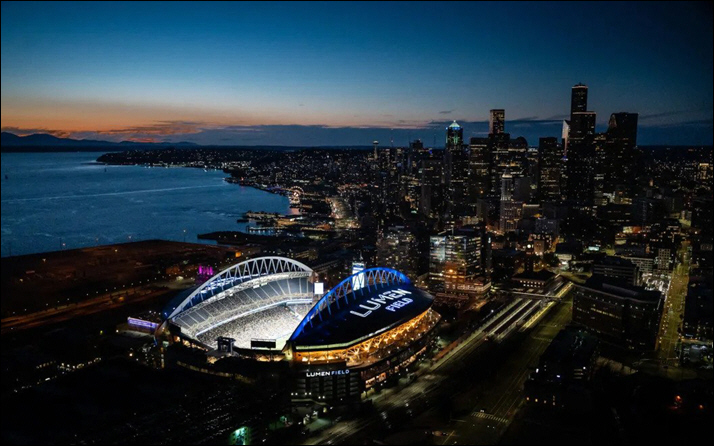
[165,256,312,319]
[289,267,434,349]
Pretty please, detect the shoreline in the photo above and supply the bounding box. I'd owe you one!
[97,156,295,199]
[2,156,292,258]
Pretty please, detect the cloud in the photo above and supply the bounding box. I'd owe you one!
[639,110,687,120]
[640,118,713,127]
[438,110,454,114]
[545,114,569,120]
[94,120,206,136]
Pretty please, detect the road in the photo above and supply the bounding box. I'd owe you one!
[0,278,190,333]
[657,241,690,362]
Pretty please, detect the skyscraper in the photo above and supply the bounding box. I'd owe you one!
[419,151,443,219]
[603,112,639,202]
[607,112,638,144]
[444,121,468,215]
[564,84,597,205]
[446,120,464,148]
[376,226,418,279]
[499,171,522,233]
[500,170,514,202]
[538,137,563,201]
[444,120,464,186]
[488,111,511,198]
[564,83,593,153]
[569,111,596,140]
[591,112,641,207]
[489,109,505,135]
[508,135,529,176]
[468,137,491,204]
[571,83,588,116]
[429,227,483,291]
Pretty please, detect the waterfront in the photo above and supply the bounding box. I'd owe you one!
[1,152,291,257]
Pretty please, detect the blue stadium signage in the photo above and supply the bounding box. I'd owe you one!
[349,288,413,318]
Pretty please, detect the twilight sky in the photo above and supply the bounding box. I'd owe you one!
[1,1,712,146]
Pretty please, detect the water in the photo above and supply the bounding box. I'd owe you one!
[1,152,290,257]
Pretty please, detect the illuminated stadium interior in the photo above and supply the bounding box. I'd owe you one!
[167,257,315,350]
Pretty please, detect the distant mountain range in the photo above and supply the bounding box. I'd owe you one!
[1,132,198,151]
[4,131,708,153]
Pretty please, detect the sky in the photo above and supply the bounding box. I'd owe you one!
[1,1,712,146]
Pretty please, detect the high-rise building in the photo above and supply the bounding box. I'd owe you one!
[376,226,418,278]
[484,109,510,198]
[564,84,597,205]
[513,176,533,203]
[444,121,463,185]
[508,136,529,176]
[607,112,638,143]
[419,152,443,219]
[500,170,514,201]
[571,83,588,116]
[489,109,505,135]
[538,137,563,201]
[489,132,511,197]
[524,328,599,410]
[593,133,608,207]
[468,137,491,204]
[500,201,523,234]
[569,111,596,140]
[573,277,663,351]
[603,112,639,202]
[499,171,522,233]
[561,120,571,154]
[446,120,464,148]
[526,147,540,180]
[444,121,469,215]
[429,227,483,291]
[407,139,424,174]
[593,256,641,286]
[564,83,594,152]
[351,258,366,291]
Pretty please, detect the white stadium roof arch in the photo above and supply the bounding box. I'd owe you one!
[167,256,313,320]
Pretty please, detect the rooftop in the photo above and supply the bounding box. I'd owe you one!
[580,276,661,302]
[513,270,556,282]
[290,283,434,349]
[540,328,598,367]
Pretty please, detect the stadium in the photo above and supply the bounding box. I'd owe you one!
[164,256,315,352]
[164,256,440,403]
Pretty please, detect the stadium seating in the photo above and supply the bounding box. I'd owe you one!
[173,277,312,343]
[197,303,312,349]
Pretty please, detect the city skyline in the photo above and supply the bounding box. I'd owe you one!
[2,2,712,442]
[2,1,713,146]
